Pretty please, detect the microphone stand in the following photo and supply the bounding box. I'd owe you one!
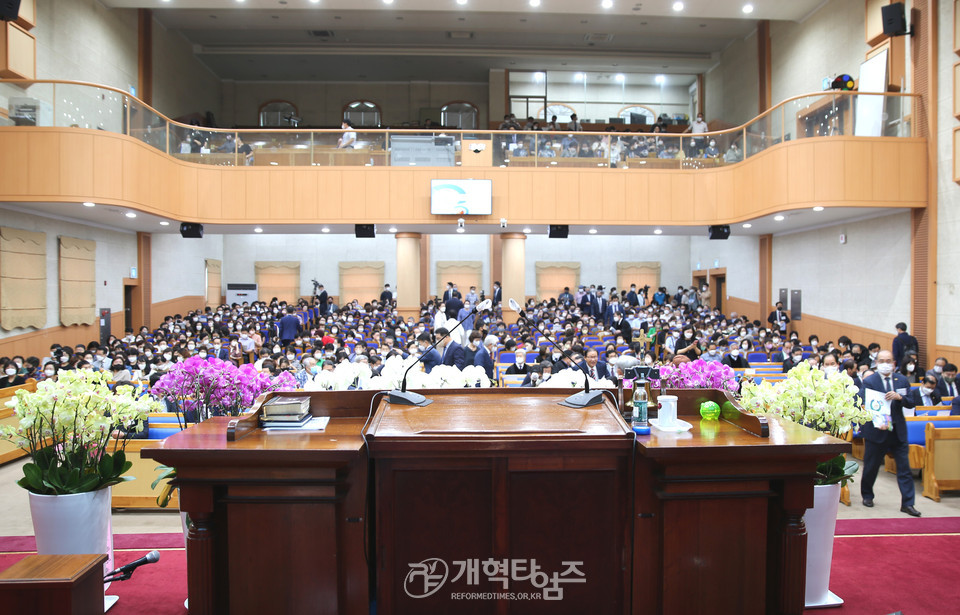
[509,298,604,408]
[388,299,492,406]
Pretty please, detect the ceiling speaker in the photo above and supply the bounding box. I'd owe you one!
[881,2,908,36]
[179,223,204,238]
[548,224,569,239]
[355,224,376,238]
[708,225,730,240]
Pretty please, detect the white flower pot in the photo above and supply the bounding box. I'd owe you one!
[804,482,843,608]
[29,487,116,605]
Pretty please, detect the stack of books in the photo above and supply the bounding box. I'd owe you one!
[260,395,312,428]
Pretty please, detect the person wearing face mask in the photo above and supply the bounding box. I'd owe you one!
[674,326,701,361]
[504,348,533,376]
[155,350,175,373]
[415,332,442,374]
[1,359,26,387]
[926,356,948,380]
[722,342,749,369]
[434,328,466,371]
[41,362,59,381]
[109,358,132,383]
[820,353,840,377]
[909,375,942,407]
[700,342,722,363]
[897,352,921,384]
[935,363,959,398]
[783,347,806,373]
[859,349,920,517]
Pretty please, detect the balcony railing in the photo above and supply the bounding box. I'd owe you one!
[0,80,917,170]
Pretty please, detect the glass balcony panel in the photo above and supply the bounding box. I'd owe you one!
[127,98,167,153]
[53,84,124,133]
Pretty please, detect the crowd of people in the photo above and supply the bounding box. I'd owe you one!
[0,281,954,403]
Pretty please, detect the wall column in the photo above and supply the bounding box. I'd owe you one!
[396,232,422,322]
[137,9,152,106]
[757,19,772,113]
[500,233,526,324]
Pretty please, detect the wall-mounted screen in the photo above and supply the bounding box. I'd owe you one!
[430,179,493,215]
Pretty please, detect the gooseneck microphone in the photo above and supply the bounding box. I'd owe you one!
[388,298,493,406]
[508,298,604,408]
[103,550,160,583]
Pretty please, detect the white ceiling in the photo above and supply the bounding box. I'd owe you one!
[98,0,828,82]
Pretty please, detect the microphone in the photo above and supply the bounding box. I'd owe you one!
[388,298,492,406]
[104,550,159,581]
[508,298,604,408]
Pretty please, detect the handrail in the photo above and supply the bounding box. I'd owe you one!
[0,79,920,170]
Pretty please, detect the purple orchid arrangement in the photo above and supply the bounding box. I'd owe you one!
[150,356,297,425]
[651,359,739,392]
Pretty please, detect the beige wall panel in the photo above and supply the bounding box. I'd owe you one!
[554,172,579,220]
[343,170,366,220]
[0,131,28,195]
[623,173,650,221]
[871,141,900,202]
[786,144,815,205]
[269,171,294,220]
[530,172,558,222]
[601,172,626,221]
[670,175,694,222]
[27,132,59,196]
[174,164,197,220]
[693,173,718,222]
[813,141,845,204]
[220,171,245,221]
[292,170,319,219]
[15,0,35,30]
[58,132,94,198]
[843,141,873,202]
[507,171,534,221]
[388,171,415,220]
[648,174,672,222]
[120,141,145,208]
[898,141,927,202]
[92,135,123,202]
[196,167,221,221]
[0,22,35,79]
[244,171,271,220]
[766,148,789,207]
[318,172,343,220]
[714,170,736,220]
[364,170,390,221]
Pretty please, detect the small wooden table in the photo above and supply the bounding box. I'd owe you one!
[0,553,107,615]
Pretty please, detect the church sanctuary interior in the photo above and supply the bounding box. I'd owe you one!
[1,0,960,614]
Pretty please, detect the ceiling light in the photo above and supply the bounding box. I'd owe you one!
[383,0,394,4]
[742,3,754,14]
[254,227,263,233]
[813,206,825,212]
[457,0,468,4]
[125,212,136,218]
[574,72,586,81]
[533,71,545,82]
[774,215,785,221]
[321,227,330,233]
[159,221,170,226]
[82,201,95,207]
[653,229,663,235]
[456,227,465,233]
[672,1,684,11]
[742,223,752,229]
[654,74,665,85]
[529,0,541,6]
[601,0,613,8]
[310,0,320,3]
[589,228,598,234]
[389,226,398,233]
[523,227,532,233]
[615,73,625,83]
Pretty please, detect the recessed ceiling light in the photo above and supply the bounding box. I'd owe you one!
[457,0,468,4]
[310,0,320,3]
[159,221,170,226]
[813,206,824,212]
[601,0,613,8]
[125,212,136,218]
[383,0,393,4]
[653,229,663,235]
[456,227,465,233]
[254,227,263,233]
[742,3,754,14]
[742,223,752,229]
[82,201,95,207]
[655,74,665,85]
[589,228,598,234]
[389,226,398,233]
[321,227,330,233]
[523,227,532,233]
[529,0,541,6]
[672,1,684,11]
[774,215,785,221]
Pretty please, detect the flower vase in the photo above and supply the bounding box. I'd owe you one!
[29,487,118,610]
[804,482,843,608]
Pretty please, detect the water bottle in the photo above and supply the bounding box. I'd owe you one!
[632,379,648,427]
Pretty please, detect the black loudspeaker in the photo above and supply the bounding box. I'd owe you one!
[881,2,908,36]
[548,224,569,239]
[179,222,204,238]
[355,224,376,238]
[708,225,730,240]
[0,0,20,21]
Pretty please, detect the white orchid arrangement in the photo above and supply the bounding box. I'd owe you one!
[539,367,616,390]
[304,355,493,391]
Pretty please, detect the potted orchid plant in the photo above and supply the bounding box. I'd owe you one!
[651,359,739,392]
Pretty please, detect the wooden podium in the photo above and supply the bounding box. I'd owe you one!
[143,388,847,615]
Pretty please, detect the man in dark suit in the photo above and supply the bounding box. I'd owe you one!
[277,307,302,346]
[603,295,623,328]
[504,348,534,376]
[316,284,328,316]
[492,281,502,306]
[859,350,920,516]
[472,333,496,379]
[444,293,463,321]
[442,282,454,302]
[436,328,465,370]
[578,348,611,381]
[766,301,790,335]
[626,284,640,308]
[416,332,442,374]
[379,284,393,305]
[909,375,942,407]
[521,361,553,387]
[935,363,959,398]
[610,310,632,345]
[951,396,960,416]
[595,287,608,321]
[579,289,595,319]
[891,322,919,366]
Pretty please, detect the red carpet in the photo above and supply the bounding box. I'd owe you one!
[0,532,185,553]
[834,515,960,536]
